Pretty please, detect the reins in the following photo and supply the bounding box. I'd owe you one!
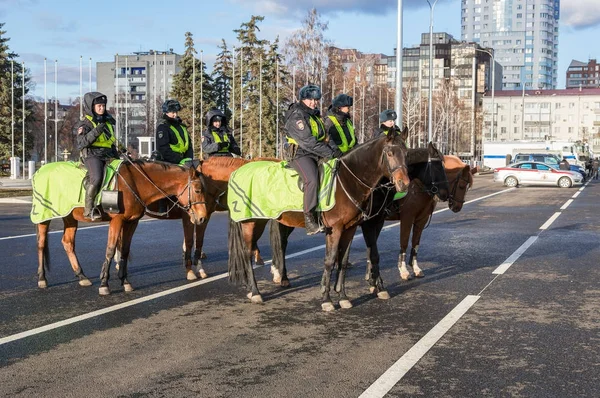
[116,156,206,217]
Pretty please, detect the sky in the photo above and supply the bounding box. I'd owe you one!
[1,0,600,103]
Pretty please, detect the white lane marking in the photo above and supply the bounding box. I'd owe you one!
[0,188,512,345]
[359,295,481,398]
[492,236,538,275]
[0,271,228,346]
[0,218,159,241]
[540,212,561,230]
[572,191,581,198]
[561,199,573,210]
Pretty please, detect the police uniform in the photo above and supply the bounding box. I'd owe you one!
[324,94,356,154]
[75,92,119,220]
[201,109,241,157]
[375,109,402,137]
[285,85,342,235]
[155,101,193,165]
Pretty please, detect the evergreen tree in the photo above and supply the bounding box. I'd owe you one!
[211,39,232,120]
[170,32,215,155]
[0,23,33,161]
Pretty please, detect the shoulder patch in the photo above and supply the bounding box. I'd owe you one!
[296,120,305,131]
[158,132,164,139]
[77,126,84,135]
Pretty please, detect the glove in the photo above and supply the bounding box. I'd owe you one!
[93,123,107,139]
[332,148,343,158]
[217,142,228,150]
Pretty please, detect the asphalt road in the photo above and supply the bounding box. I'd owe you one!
[0,175,598,397]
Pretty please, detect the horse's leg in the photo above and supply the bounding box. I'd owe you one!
[398,216,414,281]
[241,222,263,303]
[99,217,123,295]
[181,213,197,281]
[193,216,210,279]
[360,216,388,299]
[117,220,139,292]
[334,227,358,309]
[410,214,431,278]
[321,228,342,312]
[251,219,267,266]
[61,216,92,287]
[269,221,293,287]
[228,219,263,303]
[36,221,51,288]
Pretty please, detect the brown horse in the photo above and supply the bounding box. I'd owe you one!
[361,153,475,284]
[35,160,209,295]
[228,132,411,311]
[118,156,266,281]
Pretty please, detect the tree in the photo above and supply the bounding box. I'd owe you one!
[0,23,34,161]
[212,39,233,120]
[170,32,215,154]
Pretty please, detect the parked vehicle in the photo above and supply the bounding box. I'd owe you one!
[493,161,584,188]
[512,153,587,180]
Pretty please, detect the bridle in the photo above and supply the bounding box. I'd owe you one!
[116,157,207,218]
[418,156,448,198]
[448,169,471,207]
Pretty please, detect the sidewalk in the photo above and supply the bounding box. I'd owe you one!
[0,177,32,189]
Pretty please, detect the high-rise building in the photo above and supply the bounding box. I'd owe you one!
[566,59,600,89]
[96,49,182,144]
[461,0,560,90]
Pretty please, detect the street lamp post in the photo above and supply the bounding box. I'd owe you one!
[475,48,495,141]
[426,0,439,143]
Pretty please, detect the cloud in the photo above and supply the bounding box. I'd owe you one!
[230,0,452,16]
[561,0,600,30]
[34,11,78,33]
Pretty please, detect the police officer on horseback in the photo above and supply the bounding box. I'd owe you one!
[285,84,343,235]
[201,109,241,158]
[155,99,193,165]
[324,93,356,154]
[76,92,119,221]
[375,109,401,137]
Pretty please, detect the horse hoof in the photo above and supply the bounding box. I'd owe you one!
[255,257,265,266]
[186,271,198,281]
[400,272,413,281]
[79,278,92,287]
[38,280,48,289]
[377,291,390,300]
[321,302,335,312]
[369,286,376,294]
[414,271,425,278]
[200,252,207,260]
[115,263,120,271]
[280,279,291,288]
[339,300,353,309]
[247,293,263,304]
[197,269,208,279]
[99,286,110,296]
[123,283,134,293]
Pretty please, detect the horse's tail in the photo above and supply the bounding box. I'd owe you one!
[228,218,250,286]
[36,224,51,272]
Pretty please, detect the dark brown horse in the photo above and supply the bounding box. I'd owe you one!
[118,156,266,281]
[35,160,209,295]
[228,132,411,311]
[361,153,474,285]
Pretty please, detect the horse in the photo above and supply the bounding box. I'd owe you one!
[361,153,474,285]
[359,143,450,295]
[116,156,266,281]
[227,131,411,311]
[34,160,209,295]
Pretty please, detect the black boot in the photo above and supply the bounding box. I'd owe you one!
[304,211,323,236]
[84,185,100,221]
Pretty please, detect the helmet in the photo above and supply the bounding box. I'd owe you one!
[162,99,182,113]
[92,95,107,106]
[298,84,322,100]
[332,94,353,108]
[379,109,397,123]
[210,115,223,123]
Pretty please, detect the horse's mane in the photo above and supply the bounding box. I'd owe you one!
[129,159,173,170]
[203,156,248,170]
[343,134,406,164]
[443,155,467,170]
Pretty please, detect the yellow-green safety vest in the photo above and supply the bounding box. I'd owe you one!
[287,115,326,145]
[85,115,115,148]
[211,131,230,153]
[328,115,356,153]
[169,124,190,154]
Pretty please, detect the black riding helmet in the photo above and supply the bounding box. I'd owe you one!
[162,99,182,113]
[298,84,322,100]
[379,109,397,123]
[205,108,227,127]
[332,93,353,108]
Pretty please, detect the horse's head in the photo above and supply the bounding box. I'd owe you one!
[443,155,474,213]
[382,128,410,193]
[183,165,210,225]
[426,142,450,201]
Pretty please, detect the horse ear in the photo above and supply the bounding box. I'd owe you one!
[470,165,478,175]
[400,126,409,143]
